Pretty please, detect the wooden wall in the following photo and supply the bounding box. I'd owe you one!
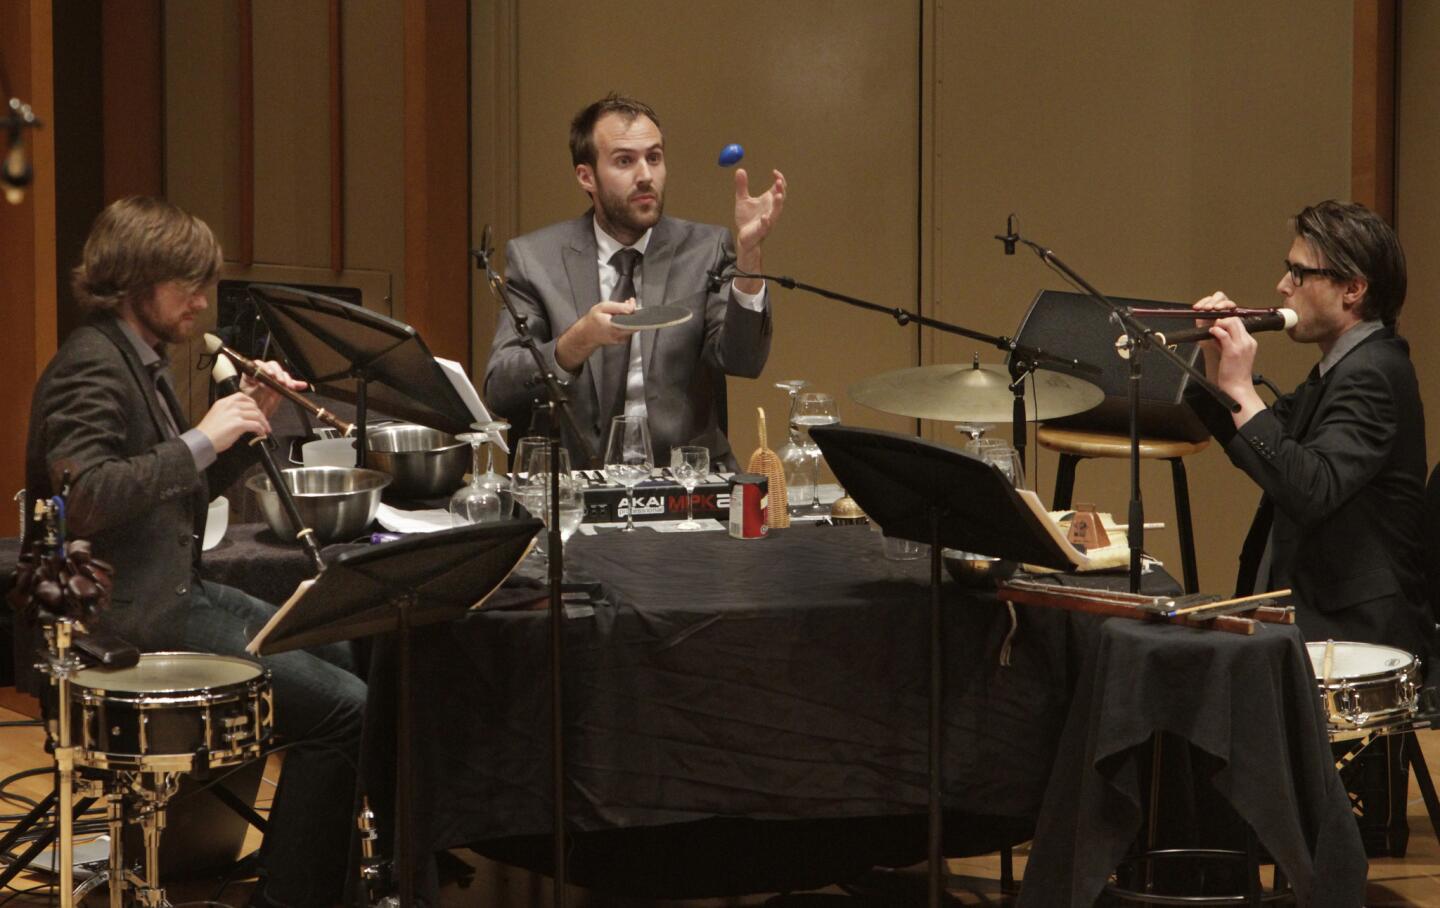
[3,0,1426,601]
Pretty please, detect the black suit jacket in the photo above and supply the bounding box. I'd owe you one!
[483,214,772,469]
[23,316,254,647]
[1187,327,1433,660]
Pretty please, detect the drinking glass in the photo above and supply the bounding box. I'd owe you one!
[512,435,547,490]
[448,432,503,526]
[965,436,1024,488]
[791,392,840,515]
[603,415,653,533]
[670,445,710,530]
[774,380,811,514]
[521,445,573,566]
[472,419,513,517]
[534,473,584,579]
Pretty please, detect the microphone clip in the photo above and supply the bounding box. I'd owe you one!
[994,213,1019,255]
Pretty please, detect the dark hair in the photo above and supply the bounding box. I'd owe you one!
[569,94,662,168]
[71,196,222,313]
[1293,200,1406,324]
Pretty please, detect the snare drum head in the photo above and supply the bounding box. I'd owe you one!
[72,652,263,692]
[1306,641,1415,682]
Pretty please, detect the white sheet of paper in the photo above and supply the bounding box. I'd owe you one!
[435,357,509,453]
[376,502,453,533]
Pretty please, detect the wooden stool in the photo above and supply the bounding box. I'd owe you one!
[1036,426,1208,594]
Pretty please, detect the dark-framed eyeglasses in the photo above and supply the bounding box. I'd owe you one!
[1284,260,1342,287]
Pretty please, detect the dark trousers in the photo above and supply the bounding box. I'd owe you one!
[179,581,366,908]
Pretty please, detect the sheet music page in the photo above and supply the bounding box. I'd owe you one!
[245,578,316,655]
[435,357,509,453]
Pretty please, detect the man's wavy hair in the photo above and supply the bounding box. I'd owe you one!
[1293,200,1406,325]
[569,94,662,168]
[71,196,222,313]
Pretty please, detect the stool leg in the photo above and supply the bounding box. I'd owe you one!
[1052,454,1079,511]
[1168,457,1200,594]
[1000,844,1014,893]
[1403,731,1440,846]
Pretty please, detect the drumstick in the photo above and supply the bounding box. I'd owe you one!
[1168,588,1292,616]
[1321,639,1335,685]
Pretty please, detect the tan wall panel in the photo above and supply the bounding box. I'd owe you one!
[1398,3,1440,466]
[252,0,331,267]
[342,0,405,315]
[479,1,920,459]
[935,1,1352,590]
[164,0,242,254]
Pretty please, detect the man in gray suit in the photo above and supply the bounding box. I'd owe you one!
[484,94,787,469]
[24,197,363,908]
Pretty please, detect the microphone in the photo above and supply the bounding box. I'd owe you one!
[2,138,29,206]
[994,213,1019,255]
[706,248,736,293]
[1120,309,1299,353]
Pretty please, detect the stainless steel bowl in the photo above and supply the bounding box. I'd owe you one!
[365,424,469,499]
[246,466,390,544]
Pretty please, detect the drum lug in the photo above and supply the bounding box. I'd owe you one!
[1337,684,1367,726]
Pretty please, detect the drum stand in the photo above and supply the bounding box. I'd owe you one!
[35,617,190,908]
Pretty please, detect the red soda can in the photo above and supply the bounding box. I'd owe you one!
[728,473,768,539]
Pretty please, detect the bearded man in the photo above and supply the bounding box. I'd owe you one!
[483,94,787,469]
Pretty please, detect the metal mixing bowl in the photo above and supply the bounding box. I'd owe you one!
[365,424,469,499]
[246,467,390,544]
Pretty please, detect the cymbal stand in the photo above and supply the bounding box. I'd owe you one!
[710,263,1096,468]
[996,217,1236,592]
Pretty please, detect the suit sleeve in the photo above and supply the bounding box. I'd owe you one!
[1220,364,1398,530]
[482,238,573,421]
[40,352,200,539]
[703,230,773,379]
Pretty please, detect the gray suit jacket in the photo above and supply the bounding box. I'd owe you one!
[483,214,772,469]
[23,316,254,647]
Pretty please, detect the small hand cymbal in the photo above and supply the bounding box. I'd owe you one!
[611,305,693,330]
[849,361,1104,424]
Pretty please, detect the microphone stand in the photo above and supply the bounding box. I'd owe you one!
[710,264,1100,468]
[997,222,1237,593]
[469,234,578,908]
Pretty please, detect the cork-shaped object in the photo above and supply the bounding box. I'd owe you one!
[747,407,790,528]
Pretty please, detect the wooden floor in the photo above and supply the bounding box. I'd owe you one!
[3,701,1440,906]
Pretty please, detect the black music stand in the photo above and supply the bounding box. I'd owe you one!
[251,519,541,908]
[811,425,1076,908]
[246,284,482,466]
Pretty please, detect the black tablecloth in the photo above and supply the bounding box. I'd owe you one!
[2,524,1366,903]
[1018,617,1368,908]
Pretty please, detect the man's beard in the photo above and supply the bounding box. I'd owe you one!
[135,296,190,345]
[597,176,663,238]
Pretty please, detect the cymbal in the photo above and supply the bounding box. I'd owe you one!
[849,361,1105,424]
[611,305,692,330]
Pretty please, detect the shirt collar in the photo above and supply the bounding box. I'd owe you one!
[113,316,167,371]
[593,217,652,263]
[1318,318,1384,377]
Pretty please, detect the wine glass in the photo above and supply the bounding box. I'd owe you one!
[670,445,710,530]
[791,392,840,515]
[774,380,811,515]
[512,435,547,490]
[603,415,653,533]
[471,419,513,517]
[448,432,503,526]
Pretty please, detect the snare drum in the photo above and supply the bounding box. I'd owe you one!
[1306,641,1419,735]
[69,652,274,772]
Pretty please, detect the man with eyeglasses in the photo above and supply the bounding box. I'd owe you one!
[1185,200,1433,665]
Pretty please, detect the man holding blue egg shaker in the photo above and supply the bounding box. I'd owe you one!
[484,94,787,469]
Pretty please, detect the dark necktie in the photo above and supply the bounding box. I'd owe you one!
[610,248,641,305]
